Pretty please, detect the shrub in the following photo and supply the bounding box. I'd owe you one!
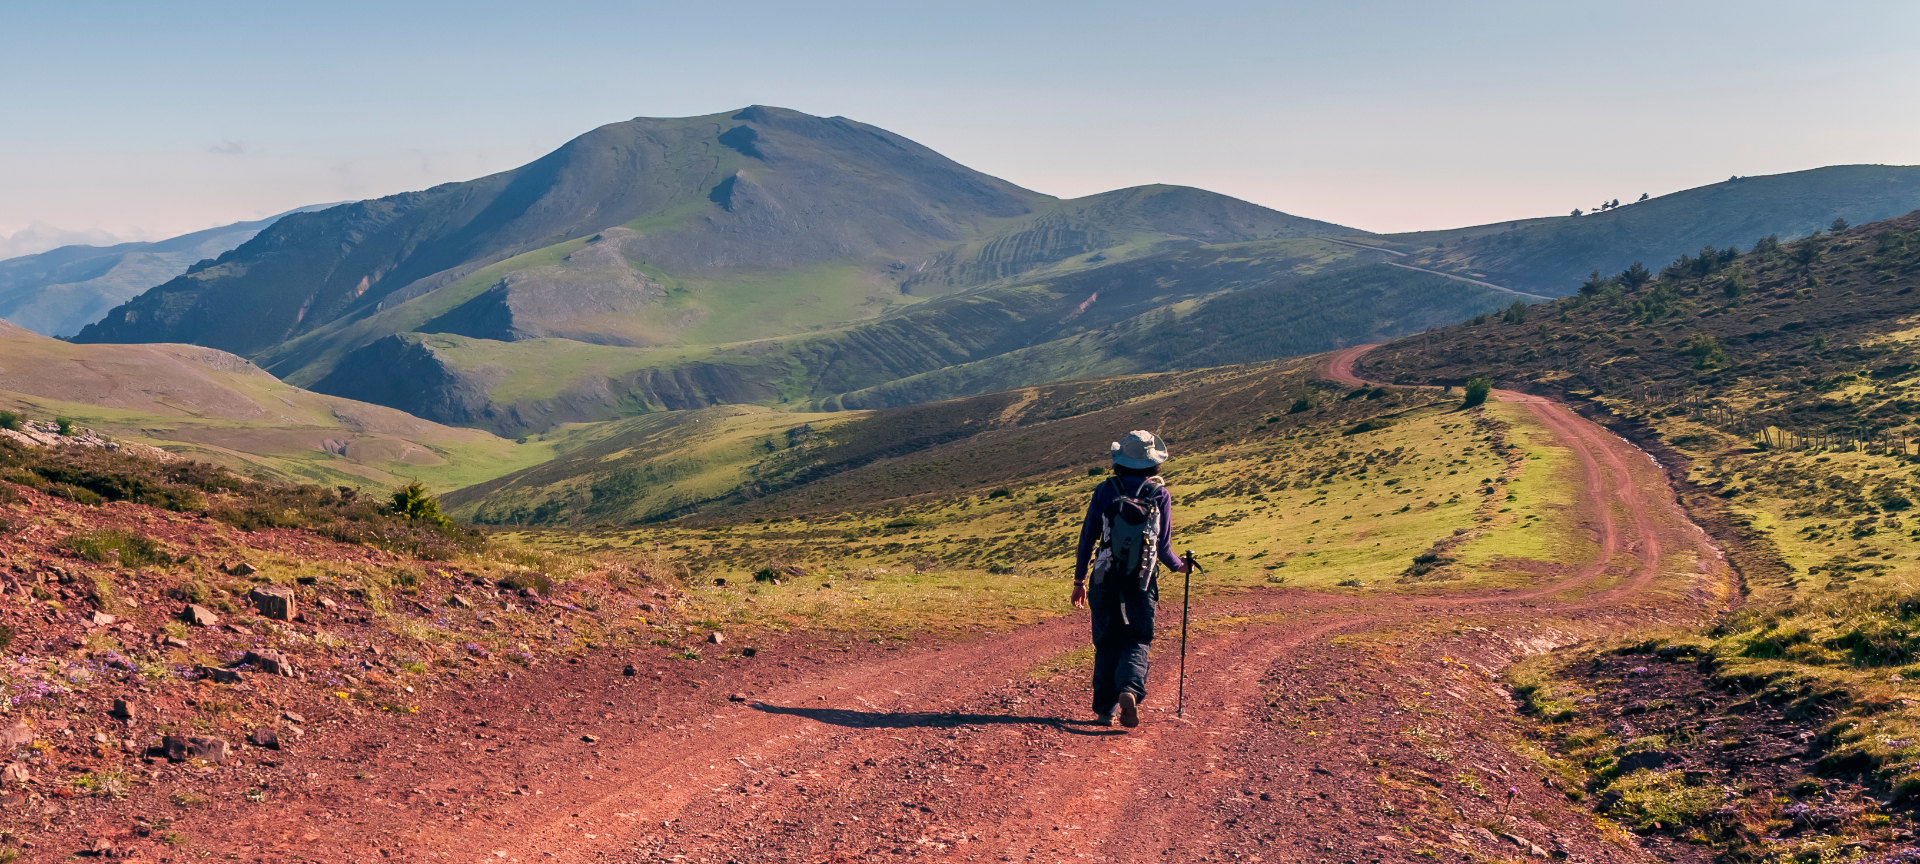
[1462,377,1493,408]
[0,411,18,431]
[494,571,553,597]
[987,488,1011,499]
[59,529,173,568]
[54,417,74,436]
[1342,417,1395,436]
[1683,334,1726,369]
[1287,397,1312,414]
[388,481,452,529]
[1085,466,1106,476]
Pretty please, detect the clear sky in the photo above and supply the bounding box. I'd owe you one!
[3,0,1917,252]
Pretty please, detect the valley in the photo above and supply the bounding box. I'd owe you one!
[3,106,1920,864]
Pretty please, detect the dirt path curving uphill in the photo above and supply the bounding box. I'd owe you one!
[88,345,1726,864]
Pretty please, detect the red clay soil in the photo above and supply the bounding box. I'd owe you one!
[33,345,1732,863]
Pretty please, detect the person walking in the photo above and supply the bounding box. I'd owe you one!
[1071,430,1190,728]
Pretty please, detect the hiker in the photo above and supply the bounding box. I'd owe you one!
[1071,430,1190,728]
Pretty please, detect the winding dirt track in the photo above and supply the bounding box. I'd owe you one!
[164,345,1727,864]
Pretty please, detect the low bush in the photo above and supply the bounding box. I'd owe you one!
[59,529,173,567]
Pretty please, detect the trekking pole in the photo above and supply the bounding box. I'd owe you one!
[1177,550,1200,718]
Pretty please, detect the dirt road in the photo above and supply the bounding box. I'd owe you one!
[98,346,1725,863]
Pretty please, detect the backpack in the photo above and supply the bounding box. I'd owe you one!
[1091,476,1165,595]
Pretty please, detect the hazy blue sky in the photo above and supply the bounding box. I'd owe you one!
[4,0,1917,250]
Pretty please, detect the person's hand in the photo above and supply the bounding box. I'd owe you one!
[1070,582,1087,609]
[1176,558,1194,575]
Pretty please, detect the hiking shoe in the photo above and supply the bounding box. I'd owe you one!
[1095,712,1114,727]
[1118,692,1140,728]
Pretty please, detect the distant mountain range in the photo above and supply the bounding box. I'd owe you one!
[1356,165,1920,295]
[60,107,1920,436]
[0,204,336,337]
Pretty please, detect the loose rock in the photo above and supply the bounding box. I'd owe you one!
[623,665,637,677]
[196,666,243,684]
[0,722,32,747]
[89,612,116,627]
[0,763,27,784]
[248,585,297,621]
[243,649,296,677]
[180,604,220,627]
[226,561,259,576]
[163,735,231,764]
[449,594,474,609]
[741,647,758,658]
[707,632,726,645]
[728,693,748,703]
[111,699,134,721]
[249,727,281,750]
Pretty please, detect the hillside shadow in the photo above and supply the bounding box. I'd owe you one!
[751,702,1125,736]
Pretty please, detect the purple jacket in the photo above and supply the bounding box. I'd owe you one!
[1074,476,1181,583]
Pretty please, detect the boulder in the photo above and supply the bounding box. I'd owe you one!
[111,699,134,721]
[180,604,219,627]
[242,649,296,677]
[247,585,297,621]
[89,612,116,627]
[0,763,28,784]
[195,666,243,684]
[226,561,259,576]
[248,727,281,750]
[162,735,230,764]
[449,594,474,609]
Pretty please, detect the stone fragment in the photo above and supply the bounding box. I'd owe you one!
[180,604,220,627]
[317,597,338,610]
[0,763,26,784]
[89,612,116,627]
[727,693,747,703]
[283,712,306,724]
[226,561,259,576]
[248,585,297,621]
[111,699,134,721]
[163,636,191,650]
[1500,833,1550,858]
[249,727,281,750]
[623,665,637,677]
[91,837,114,856]
[196,666,243,684]
[449,594,474,609]
[741,647,758,658]
[707,632,725,645]
[0,722,31,747]
[243,649,296,677]
[580,734,599,743]
[163,735,230,764]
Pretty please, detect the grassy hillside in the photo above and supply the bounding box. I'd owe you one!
[826,263,1542,410]
[446,348,1483,527]
[1366,208,1920,817]
[0,320,545,491]
[304,237,1384,433]
[1364,165,1920,296]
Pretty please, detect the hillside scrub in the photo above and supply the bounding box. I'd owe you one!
[0,437,477,560]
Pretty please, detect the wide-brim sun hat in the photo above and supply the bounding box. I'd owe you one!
[1111,430,1169,469]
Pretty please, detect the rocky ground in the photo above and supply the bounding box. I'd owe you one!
[13,351,1881,863]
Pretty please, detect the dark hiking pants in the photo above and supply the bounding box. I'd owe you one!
[1088,579,1157,715]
